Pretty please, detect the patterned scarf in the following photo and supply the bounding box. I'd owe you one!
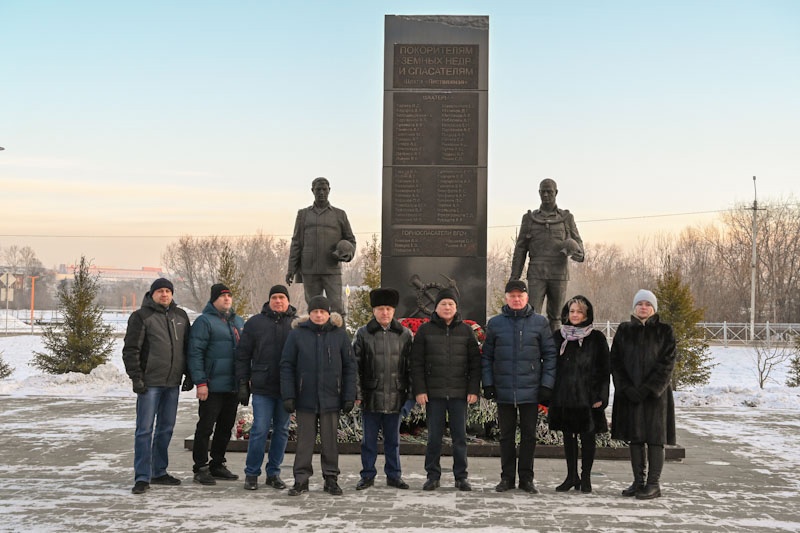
[559,324,593,355]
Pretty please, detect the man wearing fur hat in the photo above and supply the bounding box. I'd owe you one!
[123,278,192,494]
[187,283,245,486]
[235,284,297,491]
[353,287,414,491]
[280,295,357,496]
[286,177,356,316]
[411,289,482,492]
[510,178,584,331]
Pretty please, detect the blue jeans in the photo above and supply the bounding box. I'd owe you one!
[360,411,402,481]
[134,386,179,482]
[245,394,291,477]
[425,398,468,481]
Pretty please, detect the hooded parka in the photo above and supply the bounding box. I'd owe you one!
[280,314,356,413]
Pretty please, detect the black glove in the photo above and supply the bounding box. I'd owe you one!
[283,399,296,413]
[342,401,355,414]
[483,385,496,400]
[132,379,147,395]
[625,386,643,404]
[238,382,251,406]
[537,386,553,406]
[181,375,194,392]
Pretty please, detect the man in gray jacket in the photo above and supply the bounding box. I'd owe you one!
[122,278,191,495]
[285,177,356,315]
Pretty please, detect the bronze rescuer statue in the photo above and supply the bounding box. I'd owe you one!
[509,178,584,331]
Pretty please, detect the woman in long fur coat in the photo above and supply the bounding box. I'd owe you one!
[610,289,676,500]
[549,295,610,494]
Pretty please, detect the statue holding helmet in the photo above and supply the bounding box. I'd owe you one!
[509,178,584,331]
[286,177,356,315]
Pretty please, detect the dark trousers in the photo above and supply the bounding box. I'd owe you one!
[528,278,567,331]
[302,274,344,315]
[192,392,238,471]
[497,402,539,484]
[360,411,402,480]
[425,398,468,481]
[293,410,340,484]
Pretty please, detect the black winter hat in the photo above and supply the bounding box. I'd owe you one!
[308,295,331,313]
[150,278,174,294]
[369,287,399,308]
[210,283,231,303]
[504,280,528,293]
[269,284,290,300]
[435,288,459,308]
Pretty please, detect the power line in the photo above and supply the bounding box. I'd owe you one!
[0,207,741,239]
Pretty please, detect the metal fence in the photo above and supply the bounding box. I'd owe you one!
[596,321,799,347]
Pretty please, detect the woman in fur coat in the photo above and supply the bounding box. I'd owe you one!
[610,289,676,500]
[549,295,610,494]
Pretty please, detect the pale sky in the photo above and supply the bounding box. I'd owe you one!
[1,1,798,269]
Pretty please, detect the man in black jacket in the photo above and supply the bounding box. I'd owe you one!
[411,289,481,492]
[122,278,191,495]
[235,285,297,491]
[353,287,414,491]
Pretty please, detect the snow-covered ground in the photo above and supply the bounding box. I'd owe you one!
[1,336,799,531]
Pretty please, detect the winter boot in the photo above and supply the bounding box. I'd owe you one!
[556,434,581,492]
[622,443,646,496]
[637,444,664,499]
[580,432,596,494]
[193,466,216,486]
[323,476,343,496]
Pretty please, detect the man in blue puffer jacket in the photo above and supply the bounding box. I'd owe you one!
[188,283,245,486]
[482,280,557,494]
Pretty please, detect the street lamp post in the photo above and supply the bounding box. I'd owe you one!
[29,276,40,334]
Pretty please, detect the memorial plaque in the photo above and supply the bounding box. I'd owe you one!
[392,92,479,166]
[382,15,488,323]
[391,167,477,226]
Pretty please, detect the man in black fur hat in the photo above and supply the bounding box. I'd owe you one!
[352,287,414,491]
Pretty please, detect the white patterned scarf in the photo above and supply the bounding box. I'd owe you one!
[559,324,593,355]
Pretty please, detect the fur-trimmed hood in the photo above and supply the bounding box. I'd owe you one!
[291,312,344,330]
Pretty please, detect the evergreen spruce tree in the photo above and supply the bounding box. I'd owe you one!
[0,351,13,379]
[346,234,381,334]
[786,335,800,387]
[217,241,250,317]
[32,256,114,374]
[655,264,716,390]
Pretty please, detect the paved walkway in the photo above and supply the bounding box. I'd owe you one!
[0,397,798,532]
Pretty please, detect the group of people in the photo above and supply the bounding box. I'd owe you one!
[122,273,676,501]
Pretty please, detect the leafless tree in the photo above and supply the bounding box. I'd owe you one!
[162,233,297,315]
[751,341,792,389]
